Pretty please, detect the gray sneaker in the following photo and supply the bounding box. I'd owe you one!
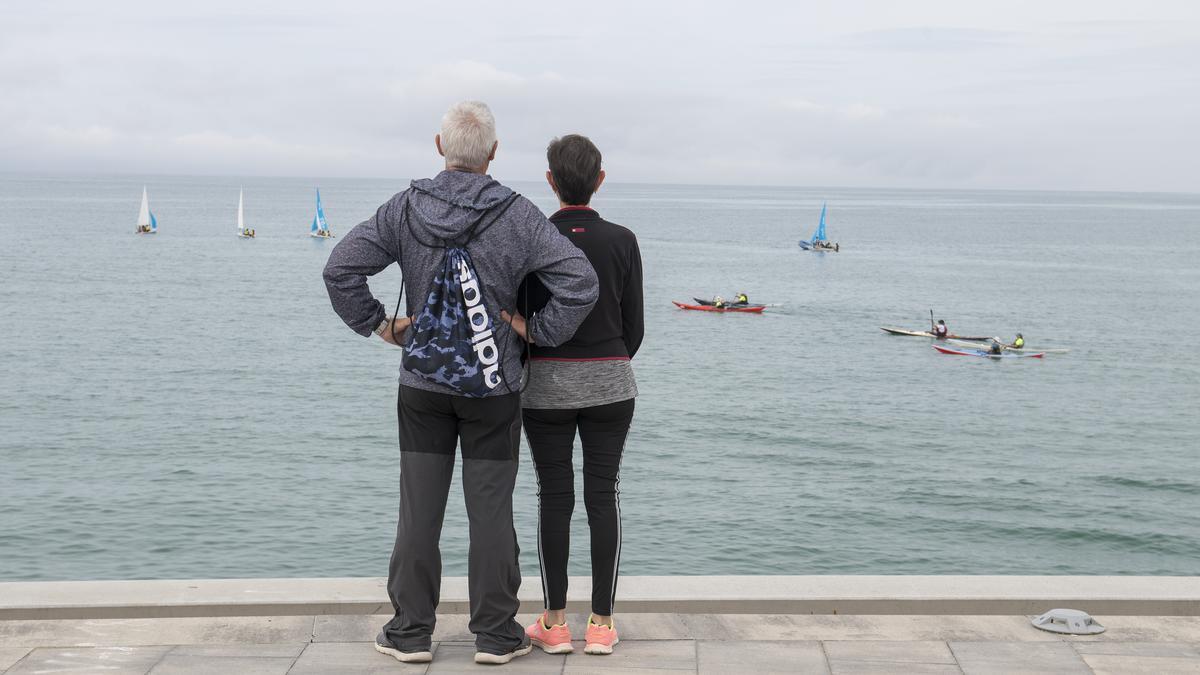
[375,631,433,663]
[474,639,533,665]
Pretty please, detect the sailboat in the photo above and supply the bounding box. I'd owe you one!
[236,189,255,238]
[309,189,334,238]
[135,186,158,234]
[798,202,838,252]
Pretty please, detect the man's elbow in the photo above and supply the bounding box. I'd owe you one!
[322,258,341,288]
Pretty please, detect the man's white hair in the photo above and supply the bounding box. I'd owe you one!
[440,101,497,169]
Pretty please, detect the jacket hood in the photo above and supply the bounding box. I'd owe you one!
[407,170,515,241]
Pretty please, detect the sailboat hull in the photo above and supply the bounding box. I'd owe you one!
[799,240,837,252]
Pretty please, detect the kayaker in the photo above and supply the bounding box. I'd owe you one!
[988,338,1004,355]
[735,293,748,305]
[513,133,643,658]
[1011,333,1025,349]
[933,319,948,339]
[713,295,726,308]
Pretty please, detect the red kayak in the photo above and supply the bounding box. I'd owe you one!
[673,301,765,313]
[932,344,1044,359]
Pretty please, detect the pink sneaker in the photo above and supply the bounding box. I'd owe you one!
[526,613,574,654]
[584,616,619,655]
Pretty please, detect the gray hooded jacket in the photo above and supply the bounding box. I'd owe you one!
[323,170,599,397]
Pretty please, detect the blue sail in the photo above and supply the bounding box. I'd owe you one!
[812,202,827,242]
[315,189,329,232]
[150,212,158,232]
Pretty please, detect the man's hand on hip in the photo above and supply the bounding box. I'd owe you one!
[379,316,413,346]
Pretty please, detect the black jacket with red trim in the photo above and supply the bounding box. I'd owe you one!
[519,207,644,360]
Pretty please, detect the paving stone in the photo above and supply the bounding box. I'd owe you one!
[168,643,306,658]
[312,614,383,643]
[427,643,566,673]
[562,639,696,673]
[605,614,694,641]
[950,641,1091,675]
[289,642,431,674]
[1078,653,1200,674]
[682,614,810,640]
[148,653,295,674]
[809,616,1057,642]
[1071,641,1200,657]
[0,616,315,648]
[0,647,33,672]
[1070,616,1200,643]
[313,614,473,643]
[828,661,961,674]
[698,639,828,674]
[6,646,171,675]
[824,640,957,664]
[823,640,961,674]
[681,615,1056,643]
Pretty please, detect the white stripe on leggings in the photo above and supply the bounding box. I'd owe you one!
[609,437,626,614]
[523,429,550,608]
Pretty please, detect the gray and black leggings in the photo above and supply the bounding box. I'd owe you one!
[523,398,635,616]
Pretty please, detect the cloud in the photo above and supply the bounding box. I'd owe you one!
[393,60,527,99]
[842,103,887,121]
[927,114,982,130]
[42,124,120,147]
[848,26,1017,52]
[781,98,827,113]
[0,1,1197,192]
[779,99,888,122]
[170,131,357,165]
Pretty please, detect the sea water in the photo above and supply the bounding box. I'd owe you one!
[1,173,1198,581]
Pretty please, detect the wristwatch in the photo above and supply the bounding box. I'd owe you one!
[373,316,392,336]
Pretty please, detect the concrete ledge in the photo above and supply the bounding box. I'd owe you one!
[0,576,1196,620]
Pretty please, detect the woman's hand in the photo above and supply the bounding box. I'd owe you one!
[500,310,532,344]
[379,316,413,346]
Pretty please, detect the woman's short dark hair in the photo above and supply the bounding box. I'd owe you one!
[547,134,602,205]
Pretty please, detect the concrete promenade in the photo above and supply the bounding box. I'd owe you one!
[2,576,1198,673]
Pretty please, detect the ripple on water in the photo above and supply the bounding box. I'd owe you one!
[2,177,1200,579]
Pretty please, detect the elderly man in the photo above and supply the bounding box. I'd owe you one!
[323,101,598,665]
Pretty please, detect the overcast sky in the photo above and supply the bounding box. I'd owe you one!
[2,1,1198,192]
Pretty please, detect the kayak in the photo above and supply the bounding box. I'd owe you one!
[947,338,1070,354]
[881,326,992,341]
[933,345,1044,359]
[673,301,765,313]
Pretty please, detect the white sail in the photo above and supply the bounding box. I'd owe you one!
[237,189,245,232]
[137,187,151,228]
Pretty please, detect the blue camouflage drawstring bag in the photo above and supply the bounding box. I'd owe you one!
[401,195,519,397]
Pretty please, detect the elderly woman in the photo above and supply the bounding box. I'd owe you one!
[508,134,644,657]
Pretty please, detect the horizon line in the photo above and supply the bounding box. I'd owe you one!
[1,168,1197,200]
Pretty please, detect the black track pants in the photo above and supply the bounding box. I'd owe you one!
[523,398,634,616]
